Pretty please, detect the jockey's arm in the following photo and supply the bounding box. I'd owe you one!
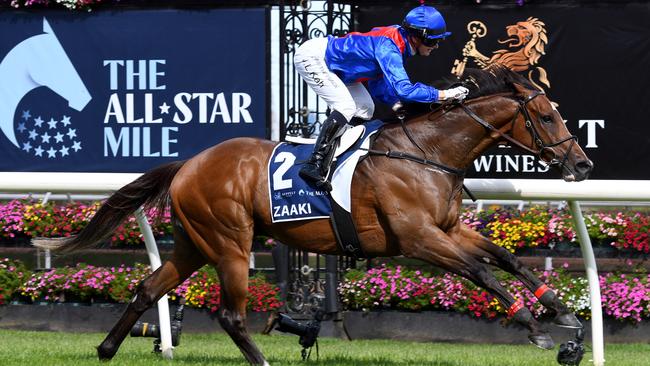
[367,77,400,105]
[374,37,440,103]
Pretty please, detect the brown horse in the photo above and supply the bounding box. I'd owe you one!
[36,66,592,365]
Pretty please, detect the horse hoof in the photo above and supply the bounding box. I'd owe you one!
[554,312,583,329]
[97,344,116,361]
[529,333,555,350]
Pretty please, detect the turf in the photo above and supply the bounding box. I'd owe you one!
[0,329,647,365]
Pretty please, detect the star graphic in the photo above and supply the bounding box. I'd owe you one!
[41,132,51,144]
[22,110,31,120]
[61,115,71,127]
[59,145,70,157]
[34,117,44,127]
[47,118,58,129]
[34,146,44,157]
[28,130,38,140]
[22,141,32,152]
[17,122,27,133]
[71,140,82,152]
[46,147,57,158]
[66,128,77,139]
[159,102,170,114]
[54,132,64,143]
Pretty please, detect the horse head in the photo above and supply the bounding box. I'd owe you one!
[507,82,593,181]
[436,66,593,182]
[29,18,91,111]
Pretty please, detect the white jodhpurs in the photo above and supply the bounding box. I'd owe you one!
[294,37,375,122]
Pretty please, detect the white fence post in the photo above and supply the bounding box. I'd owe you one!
[41,192,52,269]
[135,207,174,360]
[568,201,605,366]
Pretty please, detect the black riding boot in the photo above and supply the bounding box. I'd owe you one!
[299,110,348,186]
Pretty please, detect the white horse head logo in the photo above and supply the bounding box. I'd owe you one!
[0,18,91,148]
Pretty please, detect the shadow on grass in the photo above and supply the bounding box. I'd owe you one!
[176,354,459,366]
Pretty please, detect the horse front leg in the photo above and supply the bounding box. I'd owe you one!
[400,225,555,350]
[452,224,582,329]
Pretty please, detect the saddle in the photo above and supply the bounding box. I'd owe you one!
[270,122,384,259]
[285,124,366,161]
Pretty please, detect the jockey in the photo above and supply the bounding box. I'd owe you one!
[295,4,470,186]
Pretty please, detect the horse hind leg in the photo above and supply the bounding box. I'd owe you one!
[97,225,206,360]
[453,225,582,329]
[216,256,268,366]
[171,184,267,364]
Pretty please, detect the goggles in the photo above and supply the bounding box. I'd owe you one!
[421,37,440,48]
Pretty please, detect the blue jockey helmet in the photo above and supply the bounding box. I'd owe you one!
[402,5,451,41]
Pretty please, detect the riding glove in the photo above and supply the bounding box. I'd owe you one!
[438,86,470,102]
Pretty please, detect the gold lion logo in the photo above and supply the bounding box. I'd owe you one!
[452,18,550,91]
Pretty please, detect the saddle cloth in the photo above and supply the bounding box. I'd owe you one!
[268,120,383,223]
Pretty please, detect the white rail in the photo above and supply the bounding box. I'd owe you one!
[3,174,650,366]
[464,179,650,201]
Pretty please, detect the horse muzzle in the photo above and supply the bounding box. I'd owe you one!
[563,160,593,182]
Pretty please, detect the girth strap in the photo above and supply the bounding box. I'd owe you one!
[329,196,366,260]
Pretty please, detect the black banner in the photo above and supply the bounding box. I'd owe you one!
[357,2,650,180]
[0,9,268,173]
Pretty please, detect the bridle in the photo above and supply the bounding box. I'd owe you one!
[363,90,578,200]
[457,91,578,170]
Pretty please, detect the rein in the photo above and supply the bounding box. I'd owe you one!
[457,91,578,170]
[363,148,465,177]
[361,90,577,201]
[362,102,466,178]
[361,102,473,199]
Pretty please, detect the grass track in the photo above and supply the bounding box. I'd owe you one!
[0,330,647,365]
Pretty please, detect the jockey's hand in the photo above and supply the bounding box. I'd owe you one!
[438,86,469,102]
[392,101,406,120]
[391,101,404,112]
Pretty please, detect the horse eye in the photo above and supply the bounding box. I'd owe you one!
[541,115,553,124]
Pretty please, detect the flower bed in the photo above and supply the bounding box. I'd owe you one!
[0,258,282,312]
[339,265,650,323]
[3,257,650,323]
[3,0,114,11]
[2,200,648,253]
[0,258,29,305]
[0,200,172,247]
[461,207,574,253]
[461,207,650,255]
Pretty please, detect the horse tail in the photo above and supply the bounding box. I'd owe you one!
[33,161,186,254]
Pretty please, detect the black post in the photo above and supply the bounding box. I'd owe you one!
[272,243,290,304]
[324,254,338,313]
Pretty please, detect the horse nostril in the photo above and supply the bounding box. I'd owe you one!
[576,160,593,173]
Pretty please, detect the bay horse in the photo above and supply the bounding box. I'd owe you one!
[35,66,593,365]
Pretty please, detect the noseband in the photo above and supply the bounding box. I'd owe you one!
[457,91,578,170]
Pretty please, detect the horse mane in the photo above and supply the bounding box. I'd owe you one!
[453,65,538,100]
[397,65,538,118]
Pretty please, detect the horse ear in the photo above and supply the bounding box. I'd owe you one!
[511,82,531,98]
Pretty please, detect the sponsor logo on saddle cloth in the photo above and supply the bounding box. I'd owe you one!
[268,120,383,223]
